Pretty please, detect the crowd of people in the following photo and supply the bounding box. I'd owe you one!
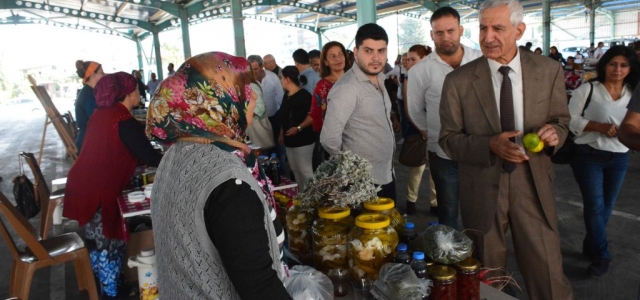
[58,0,640,298]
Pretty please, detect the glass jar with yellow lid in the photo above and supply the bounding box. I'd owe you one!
[312,207,354,296]
[286,200,314,265]
[454,257,480,300]
[348,214,399,289]
[429,265,457,300]
[362,198,405,233]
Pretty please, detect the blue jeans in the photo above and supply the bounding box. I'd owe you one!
[428,152,460,230]
[570,144,629,259]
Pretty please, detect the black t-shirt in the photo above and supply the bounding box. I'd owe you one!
[117,118,162,167]
[203,180,291,300]
[277,88,317,147]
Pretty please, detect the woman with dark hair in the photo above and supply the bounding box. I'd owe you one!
[64,72,162,297]
[278,66,317,190]
[147,52,290,300]
[309,41,351,132]
[74,60,105,152]
[548,46,566,65]
[568,45,640,277]
[534,47,543,55]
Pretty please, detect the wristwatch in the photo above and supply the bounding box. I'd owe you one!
[297,125,302,131]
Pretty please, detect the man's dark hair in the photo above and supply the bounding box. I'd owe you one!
[308,50,321,59]
[430,7,460,24]
[355,23,388,48]
[292,49,310,65]
[525,41,532,48]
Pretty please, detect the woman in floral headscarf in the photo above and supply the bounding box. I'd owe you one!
[147,52,291,300]
[64,72,163,297]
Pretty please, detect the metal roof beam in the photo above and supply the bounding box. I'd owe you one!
[3,0,154,31]
[185,0,355,21]
[0,13,135,39]
[116,2,128,17]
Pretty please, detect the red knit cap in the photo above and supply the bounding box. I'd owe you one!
[94,72,138,108]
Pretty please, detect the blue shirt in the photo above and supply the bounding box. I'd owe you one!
[300,67,320,95]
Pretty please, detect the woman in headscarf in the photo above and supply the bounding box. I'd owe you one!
[74,60,105,153]
[63,72,163,297]
[147,52,291,300]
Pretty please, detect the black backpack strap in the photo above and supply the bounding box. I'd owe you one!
[581,82,594,117]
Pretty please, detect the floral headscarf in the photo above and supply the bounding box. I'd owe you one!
[146,52,254,153]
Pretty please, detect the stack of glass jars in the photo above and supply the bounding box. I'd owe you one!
[454,257,480,300]
[273,192,292,230]
[286,201,315,265]
[363,198,405,233]
[312,207,354,297]
[348,214,399,298]
[429,265,457,300]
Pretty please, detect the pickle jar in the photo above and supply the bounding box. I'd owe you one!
[348,214,399,289]
[285,201,314,265]
[312,207,354,297]
[274,192,292,230]
[454,257,480,300]
[363,198,405,233]
[429,265,457,300]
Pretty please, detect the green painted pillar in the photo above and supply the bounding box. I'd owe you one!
[231,0,246,57]
[317,31,322,50]
[153,29,163,80]
[356,0,376,27]
[589,2,596,46]
[610,12,615,39]
[136,37,144,73]
[542,0,550,55]
[179,7,192,60]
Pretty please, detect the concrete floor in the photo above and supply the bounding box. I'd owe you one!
[1,110,639,299]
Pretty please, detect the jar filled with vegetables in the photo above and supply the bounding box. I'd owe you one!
[286,200,314,265]
[348,214,399,289]
[454,257,480,300]
[312,207,354,296]
[429,265,457,300]
[362,198,405,233]
[274,192,292,230]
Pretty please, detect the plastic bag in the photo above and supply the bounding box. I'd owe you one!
[285,265,334,300]
[410,224,472,264]
[371,263,429,300]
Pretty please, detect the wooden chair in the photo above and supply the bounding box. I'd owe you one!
[0,191,98,300]
[19,152,65,239]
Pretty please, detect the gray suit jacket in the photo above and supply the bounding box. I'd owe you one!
[438,50,570,234]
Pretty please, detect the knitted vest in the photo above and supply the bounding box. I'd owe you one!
[152,142,284,299]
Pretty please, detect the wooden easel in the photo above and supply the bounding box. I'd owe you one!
[28,75,78,164]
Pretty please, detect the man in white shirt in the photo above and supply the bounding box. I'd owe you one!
[438,0,573,298]
[146,73,160,97]
[594,42,605,59]
[407,7,482,230]
[167,63,176,76]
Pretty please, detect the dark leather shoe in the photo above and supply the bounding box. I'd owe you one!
[582,239,593,259]
[588,257,611,277]
[406,201,416,215]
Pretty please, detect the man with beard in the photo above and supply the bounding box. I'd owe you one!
[438,0,573,298]
[407,6,482,229]
[320,23,399,199]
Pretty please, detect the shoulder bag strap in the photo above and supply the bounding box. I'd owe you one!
[581,82,594,117]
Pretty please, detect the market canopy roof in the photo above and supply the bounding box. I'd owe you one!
[1,0,639,41]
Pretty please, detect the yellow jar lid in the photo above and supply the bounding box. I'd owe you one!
[429,265,457,281]
[455,257,480,271]
[363,197,395,211]
[318,207,350,219]
[355,214,390,229]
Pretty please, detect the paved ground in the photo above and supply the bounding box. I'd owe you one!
[1,108,639,299]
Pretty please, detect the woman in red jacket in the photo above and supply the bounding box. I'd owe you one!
[63,72,162,297]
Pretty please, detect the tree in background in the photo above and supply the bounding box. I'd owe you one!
[398,18,427,54]
[160,42,184,77]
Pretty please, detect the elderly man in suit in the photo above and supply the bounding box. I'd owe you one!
[438,0,574,298]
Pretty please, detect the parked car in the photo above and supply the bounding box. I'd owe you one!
[2,97,43,115]
[561,46,588,61]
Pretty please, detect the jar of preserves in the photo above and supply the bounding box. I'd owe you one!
[454,257,480,300]
[274,192,292,230]
[312,207,353,297]
[429,265,457,300]
[285,201,314,265]
[363,198,405,233]
[348,214,399,289]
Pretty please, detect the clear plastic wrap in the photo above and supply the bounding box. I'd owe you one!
[285,265,334,300]
[409,224,473,264]
[370,263,430,300]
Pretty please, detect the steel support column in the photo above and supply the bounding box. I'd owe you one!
[179,8,192,59]
[609,12,615,39]
[135,37,144,72]
[356,0,376,27]
[153,30,164,80]
[317,31,323,49]
[589,1,596,45]
[542,0,550,55]
[231,0,246,57]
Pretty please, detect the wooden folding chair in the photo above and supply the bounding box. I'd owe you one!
[19,152,65,239]
[0,191,98,300]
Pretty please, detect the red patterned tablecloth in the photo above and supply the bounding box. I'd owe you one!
[117,193,151,218]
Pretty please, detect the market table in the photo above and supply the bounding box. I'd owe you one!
[336,282,517,300]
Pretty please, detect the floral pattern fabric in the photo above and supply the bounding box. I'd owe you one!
[85,208,126,297]
[310,79,334,133]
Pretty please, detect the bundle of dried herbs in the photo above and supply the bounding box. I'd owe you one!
[298,151,380,211]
